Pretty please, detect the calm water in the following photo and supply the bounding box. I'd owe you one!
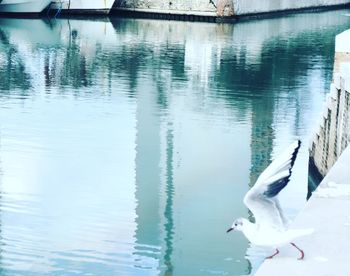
[0,10,349,275]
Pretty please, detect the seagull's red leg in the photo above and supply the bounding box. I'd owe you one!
[291,242,304,260]
[266,248,279,259]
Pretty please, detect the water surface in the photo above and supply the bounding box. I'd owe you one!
[0,10,349,275]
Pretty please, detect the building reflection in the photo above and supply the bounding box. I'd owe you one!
[249,102,275,186]
[133,82,163,270]
[162,126,175,276]
[133,60,176,273]
[0,18,120,97]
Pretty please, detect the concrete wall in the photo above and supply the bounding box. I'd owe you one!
[113,0,216,15]
[233,0,350,15]
[309,29,350,177]
[113,0,350,16]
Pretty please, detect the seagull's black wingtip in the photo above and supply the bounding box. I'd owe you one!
[291,140,302,168]
[263,140,302,198]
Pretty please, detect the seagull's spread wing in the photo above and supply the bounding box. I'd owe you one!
[243,140,301,230]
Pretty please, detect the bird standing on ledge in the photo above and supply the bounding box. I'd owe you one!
[227,140,314,260]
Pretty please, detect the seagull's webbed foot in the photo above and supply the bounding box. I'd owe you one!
[290,242,305,260]
[266,248,279,259]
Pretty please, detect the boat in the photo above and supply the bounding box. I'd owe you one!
[50,0,115,14]
[0,0,51,13]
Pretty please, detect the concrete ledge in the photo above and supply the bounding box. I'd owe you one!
[256,145,350,275]
[336,29,350,53]
[343,64,350,91]
[52,9,111,15]
[0,12,44,18]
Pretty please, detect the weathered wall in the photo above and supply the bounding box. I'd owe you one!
[233,0,350,15]
[309,29,350,177]
[113,0,216,14]
[113,0,350,16]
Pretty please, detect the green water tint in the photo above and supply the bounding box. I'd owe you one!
[0,10,349,275]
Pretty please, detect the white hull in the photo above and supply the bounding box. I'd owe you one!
[0,0,51,13]
[51,0,115,13]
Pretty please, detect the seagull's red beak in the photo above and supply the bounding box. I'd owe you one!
[226,227,234,233]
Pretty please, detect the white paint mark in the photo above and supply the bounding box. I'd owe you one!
[313,256,328,262]
[314,182,350,198]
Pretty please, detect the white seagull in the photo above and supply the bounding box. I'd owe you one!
[227,140,313,260]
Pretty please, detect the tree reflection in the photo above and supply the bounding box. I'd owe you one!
[0,28,31,93]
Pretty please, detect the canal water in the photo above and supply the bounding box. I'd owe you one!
[0,9,349,276]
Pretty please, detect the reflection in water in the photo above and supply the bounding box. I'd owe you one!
[0,135,2,276]
[0,29,31,92]
[163,125,175,276]
[134,79,162,273]
[249,100,274,187]
[0,10,349,275]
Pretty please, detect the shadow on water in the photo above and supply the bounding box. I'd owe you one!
[0,8,349,275]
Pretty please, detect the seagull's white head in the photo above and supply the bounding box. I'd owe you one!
[227,218,246,233]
